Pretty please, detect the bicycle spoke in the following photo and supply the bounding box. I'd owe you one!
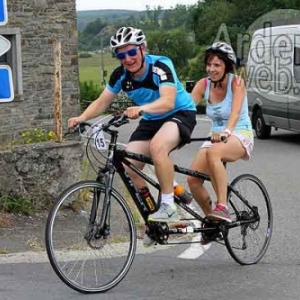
[225,174,273,265]
[46,181,136,293]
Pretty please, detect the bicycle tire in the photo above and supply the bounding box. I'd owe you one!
[224,174,273,265]
[45,180,137,293]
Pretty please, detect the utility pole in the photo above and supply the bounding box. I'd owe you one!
[100,31,105,86]
[99,26,109,87]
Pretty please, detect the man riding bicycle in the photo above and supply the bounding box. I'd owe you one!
[68,26,196,228]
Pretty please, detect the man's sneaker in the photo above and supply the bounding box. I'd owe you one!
[143,234,156,247]
[207,204,232,223]
[148,203,179,223]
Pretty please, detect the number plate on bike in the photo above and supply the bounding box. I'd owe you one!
[93,126,107,151]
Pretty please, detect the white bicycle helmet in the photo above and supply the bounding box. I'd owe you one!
[206,41,237,65]
[110,27,147,53]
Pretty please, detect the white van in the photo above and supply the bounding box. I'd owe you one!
[246,24,300,139]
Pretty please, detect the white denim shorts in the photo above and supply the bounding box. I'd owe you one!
[201,130,254,160]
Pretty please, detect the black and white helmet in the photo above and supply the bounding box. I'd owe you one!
[205,41,237,65]
[110,27,147,53]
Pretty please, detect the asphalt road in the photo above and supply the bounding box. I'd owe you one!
[1,115,300,300]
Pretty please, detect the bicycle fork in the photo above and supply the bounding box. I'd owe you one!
[85,172,115,242]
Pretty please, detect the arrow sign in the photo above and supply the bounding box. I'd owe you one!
[0,34,10,56]
[0,65,14,102]
[0,0,7,25]
[0,0,13,102]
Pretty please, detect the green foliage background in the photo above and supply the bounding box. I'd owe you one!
[78,1,300,98]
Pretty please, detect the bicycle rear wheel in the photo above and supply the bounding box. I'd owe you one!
[45,180,137,293]
[224,174,273,265]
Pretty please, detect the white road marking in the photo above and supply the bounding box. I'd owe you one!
[177,202,212,260]
[178,235,211,259]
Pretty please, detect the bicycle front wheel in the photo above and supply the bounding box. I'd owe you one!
[225,174,273,265]
[45,180,137,293]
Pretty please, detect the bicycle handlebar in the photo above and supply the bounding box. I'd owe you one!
[66,112,129,136]
[189,135,228,143]
[67,111,228,143]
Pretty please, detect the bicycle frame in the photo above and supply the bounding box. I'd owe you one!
[94,127,258,240]
[45,116,272,294]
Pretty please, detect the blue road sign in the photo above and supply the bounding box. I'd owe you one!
[0,66,14,102]
[0,0,7,25]
[0,0,13,102]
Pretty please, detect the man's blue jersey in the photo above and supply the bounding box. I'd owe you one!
[106,54,196,120]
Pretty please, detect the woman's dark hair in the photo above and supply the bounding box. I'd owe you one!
[204,52,236,73]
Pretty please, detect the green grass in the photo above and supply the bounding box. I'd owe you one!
[79,53,121,84]
[0,195,34,215]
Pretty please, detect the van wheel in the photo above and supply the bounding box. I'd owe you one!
[253,110,271,139]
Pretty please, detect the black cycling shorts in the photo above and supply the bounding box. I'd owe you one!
[129,110,197,147]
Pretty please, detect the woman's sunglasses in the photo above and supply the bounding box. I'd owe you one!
[116,47,139,60]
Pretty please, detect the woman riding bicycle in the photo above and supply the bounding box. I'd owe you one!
[187,41,254,223]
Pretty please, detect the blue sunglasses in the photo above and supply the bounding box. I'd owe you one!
[116,47,139,60]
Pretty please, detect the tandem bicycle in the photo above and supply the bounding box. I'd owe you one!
[45,112,273,294]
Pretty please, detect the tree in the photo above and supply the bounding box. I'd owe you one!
[78,18,109,51]
[190,0,236,46]
[147,28,195,71]
[161,5,191,30]
[187,45,207,80]
[144,5,163,30]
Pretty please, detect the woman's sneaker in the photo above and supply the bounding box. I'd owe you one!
[207,204,232,223]
[147,203,179,223]
[200,236,212,246]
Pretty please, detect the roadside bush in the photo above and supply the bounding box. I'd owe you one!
[79,81,103,111]
[79,52,92,58]
[0,195,34,215]
[11,128,56,145]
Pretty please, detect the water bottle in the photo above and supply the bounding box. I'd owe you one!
[174,184,193,204]
[138,187,156,212]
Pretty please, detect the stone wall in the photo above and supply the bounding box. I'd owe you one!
[0,0,80,143]
[0,141,84,209]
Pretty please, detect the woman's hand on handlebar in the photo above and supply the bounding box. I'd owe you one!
[210,132,229,143]
[124,106,143,119]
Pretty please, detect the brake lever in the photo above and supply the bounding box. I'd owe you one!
[64,131,72,137]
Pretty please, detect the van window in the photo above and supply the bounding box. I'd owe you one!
[295,47,300,65]
[294,47,300,82]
